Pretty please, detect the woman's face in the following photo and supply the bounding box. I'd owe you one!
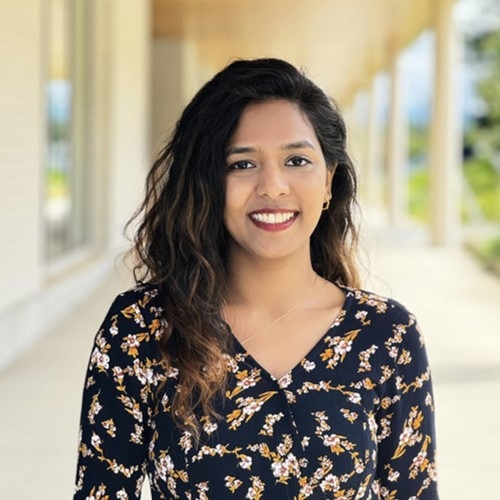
[224,100,333,264]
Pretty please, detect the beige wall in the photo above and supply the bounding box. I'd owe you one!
[0,1,43,311]
[107,0,151,249]
[150,37,216,155]
[0,0,151,370]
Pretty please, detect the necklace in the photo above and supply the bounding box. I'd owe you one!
[239,274,319,346]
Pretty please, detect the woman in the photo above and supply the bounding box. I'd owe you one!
[74,58,438,499]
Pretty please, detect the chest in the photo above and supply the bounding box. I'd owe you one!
[147,351,379,499]
[232,302,343,381]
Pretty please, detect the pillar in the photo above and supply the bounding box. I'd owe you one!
[365,77,380,207]
[386,52,408,227]
[429,0,462,245]
[151,38,199,154]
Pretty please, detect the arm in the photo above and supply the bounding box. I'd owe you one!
[374,309,439,499]
[73,289,163,499]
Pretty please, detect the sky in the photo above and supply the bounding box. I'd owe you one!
[395,0,498,129]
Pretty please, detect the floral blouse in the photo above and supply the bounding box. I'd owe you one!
[74,284,439,499]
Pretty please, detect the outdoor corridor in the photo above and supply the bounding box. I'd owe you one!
[1,229,499,499]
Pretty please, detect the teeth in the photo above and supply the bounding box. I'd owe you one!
[251,212,295,224]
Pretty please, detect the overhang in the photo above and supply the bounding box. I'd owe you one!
[152,0,435,103]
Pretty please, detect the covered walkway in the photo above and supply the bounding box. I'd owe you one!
[1,232,499,499]
[0,3,491,499]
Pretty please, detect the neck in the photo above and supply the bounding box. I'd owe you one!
[225,252,317,312]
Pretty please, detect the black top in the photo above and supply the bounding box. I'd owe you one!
[74,284,438,499]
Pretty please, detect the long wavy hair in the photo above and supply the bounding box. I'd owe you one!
[128,58,360,441]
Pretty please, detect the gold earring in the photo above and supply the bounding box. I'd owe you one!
[322,195,331,211]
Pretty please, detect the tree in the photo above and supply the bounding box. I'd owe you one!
[463,0,500,165]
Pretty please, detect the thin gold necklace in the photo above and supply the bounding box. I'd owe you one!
[239,274,319,346]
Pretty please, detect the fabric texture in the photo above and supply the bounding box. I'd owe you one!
[74,284,439,499]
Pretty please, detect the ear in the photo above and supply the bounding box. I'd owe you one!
[325,164,336,195]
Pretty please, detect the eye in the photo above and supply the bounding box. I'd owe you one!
[227,160,255,171]
[285,156,311,167]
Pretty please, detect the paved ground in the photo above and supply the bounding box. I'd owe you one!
[1,233,499,499]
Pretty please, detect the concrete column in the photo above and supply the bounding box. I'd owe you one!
[365,77,380,206]
[386,52,408,227]
[107,0,151,251]
[429,0,462,245]
[347,91,368,194]
[151,38,199,154]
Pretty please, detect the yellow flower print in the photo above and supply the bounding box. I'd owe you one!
[358,345,378,372]
[102,418,116,437]
[246,476,265,500]
[120,333,149,358]
[225,475,243,493]
[397,349,412,365]
[321,330,361,369]
[88,392,103,424]
[340,408,359,424]
[226,391,277,430]
[396,367,431,394]
[226,368,262,399]
[259,412,284,436]
[87,483,109,500]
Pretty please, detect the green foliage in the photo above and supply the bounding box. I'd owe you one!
[463,158,500,221]
[408,168,430,223]
[47,168,69,199]
[407,158,500,224]
[469,234,500,273]
[466,11,500,153]
[408,126,429,161]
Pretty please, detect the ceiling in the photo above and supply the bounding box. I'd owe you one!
[152,0,436,103]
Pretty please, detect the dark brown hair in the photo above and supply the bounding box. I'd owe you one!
[128,58,359,441]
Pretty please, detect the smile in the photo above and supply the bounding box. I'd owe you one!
[250,211,296,224]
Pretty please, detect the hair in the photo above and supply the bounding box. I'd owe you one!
[127,58,360,441]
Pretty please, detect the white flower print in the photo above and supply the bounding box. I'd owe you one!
[91,347,110,371]
[239,455,253,470]
[74,286,438,499]
[302,359,316,372]
[116,489,129,499]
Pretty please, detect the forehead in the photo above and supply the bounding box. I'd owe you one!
[228,100,319,148]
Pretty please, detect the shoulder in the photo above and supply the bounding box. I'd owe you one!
[109,282,164,318]
[105,282,166,336]
[340,284,416,321]
[91,283,166,365]
[337,286,431,392]
[338,284,425,348]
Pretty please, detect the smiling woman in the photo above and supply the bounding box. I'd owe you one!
[73,58,439,499]
[224,100,333,266]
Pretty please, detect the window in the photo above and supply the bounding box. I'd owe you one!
[44,0,91,262]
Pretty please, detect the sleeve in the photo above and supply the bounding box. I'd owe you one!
[73,291,158,500]
[374,307,439,499]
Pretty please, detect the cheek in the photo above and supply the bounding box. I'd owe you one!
[225,177,250,209]
[224,180,235,213]
[223,179,245,227]
[299,174,330,203]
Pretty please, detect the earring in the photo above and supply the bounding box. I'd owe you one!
[322,195,331,211]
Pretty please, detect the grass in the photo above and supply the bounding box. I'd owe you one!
[47,168,69,199]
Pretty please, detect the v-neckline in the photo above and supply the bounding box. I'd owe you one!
[230,286,354,385]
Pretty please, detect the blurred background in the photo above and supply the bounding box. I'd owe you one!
[1,0,499,498]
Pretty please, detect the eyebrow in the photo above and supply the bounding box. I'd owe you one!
[225,140,316,157]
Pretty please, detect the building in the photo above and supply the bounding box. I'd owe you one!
[0,0,461,370]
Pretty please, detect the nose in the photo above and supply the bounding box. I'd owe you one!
[256,163,290,199]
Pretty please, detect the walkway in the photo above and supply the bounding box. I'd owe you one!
[1,234,499,499]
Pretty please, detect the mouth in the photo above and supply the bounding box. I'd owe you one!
[248,210,299,231]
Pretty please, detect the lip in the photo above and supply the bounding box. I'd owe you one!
[248,208,299,232]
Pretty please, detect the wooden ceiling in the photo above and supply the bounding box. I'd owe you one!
[152,0,434,103]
